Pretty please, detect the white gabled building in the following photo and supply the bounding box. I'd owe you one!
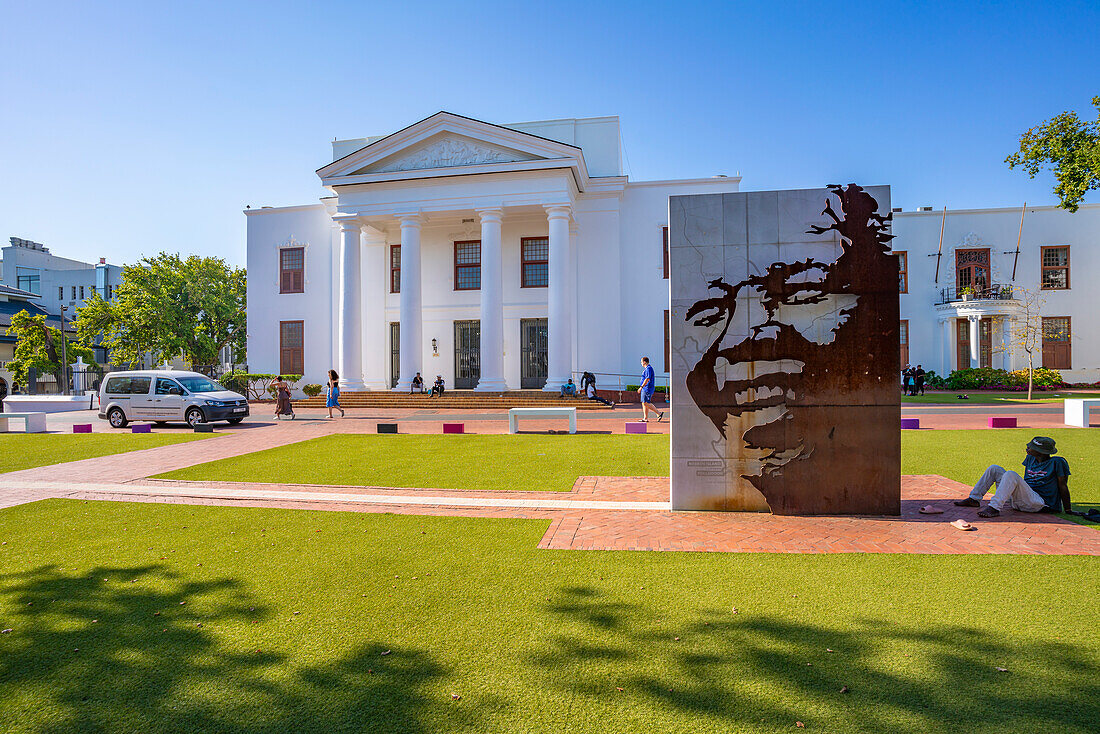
[245,111,1100,391]
[245,112,739,391]
[896,203,1100,384]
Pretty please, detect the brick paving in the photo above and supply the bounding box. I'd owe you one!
[1,407,1096,555]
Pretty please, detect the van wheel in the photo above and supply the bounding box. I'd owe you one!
[185,408,205,427]
[108,408,128,429]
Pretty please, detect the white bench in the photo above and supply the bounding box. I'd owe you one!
[1064,398,1100,427]
[508,407,577,435]
[0,412,47,433]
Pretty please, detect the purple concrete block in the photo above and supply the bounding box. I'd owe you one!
[442,423,464,434]
[72,424,93,434]
[625,422,648,434]
[900,418,920,430]
[988,416,1018,428]
[131,423,152,434]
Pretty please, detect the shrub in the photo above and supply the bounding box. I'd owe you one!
[923,370,947,389]
[943,367,1064,391]
[218,372,301,400]
[626,384,668,393]
[302,383,323,398]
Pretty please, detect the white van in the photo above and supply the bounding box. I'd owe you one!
[98,370,249,428]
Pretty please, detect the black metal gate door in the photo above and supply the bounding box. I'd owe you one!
[454,320,480,389]
[390,322,400,388]
[520,318,548,389]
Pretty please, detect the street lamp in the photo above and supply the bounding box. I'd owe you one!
[59,305,69,396]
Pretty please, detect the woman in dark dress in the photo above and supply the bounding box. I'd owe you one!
[273,375,295,420]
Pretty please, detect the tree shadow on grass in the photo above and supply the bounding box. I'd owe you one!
[532,585,1099,733]
[0,564,486,733]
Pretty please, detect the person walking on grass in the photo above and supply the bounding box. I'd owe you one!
[326,369,345,418]
[954,436,1071,518]
[638,356,664,422]
[273,375,295,420]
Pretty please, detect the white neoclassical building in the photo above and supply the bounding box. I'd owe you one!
[245,112,740,391]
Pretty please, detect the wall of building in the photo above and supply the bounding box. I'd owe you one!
[894,203,1100,383]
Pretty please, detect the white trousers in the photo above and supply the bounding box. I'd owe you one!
[969,464,1047,512]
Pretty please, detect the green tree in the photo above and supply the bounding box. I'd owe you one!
[75,253,246,367]
[1006,95,1100,212]
[5,310,98,389]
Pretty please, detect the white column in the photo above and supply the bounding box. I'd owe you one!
[360,229,389,390]
[968,314,980,363]
[475,207,507,391]
[336,216,366,390]
[394,214,422,391]
[1003,317,1016,370]
[940,319,953,374]
[544,204,573,391]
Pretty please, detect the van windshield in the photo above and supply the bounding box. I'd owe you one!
[176,376,223,393]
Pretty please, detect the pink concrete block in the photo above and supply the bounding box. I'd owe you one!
[625,422,648,434]
[900,418,920,429]
[72,424,93,433]
[131,423,152,434]
[442,423,464,434]
[988,416,1018,428]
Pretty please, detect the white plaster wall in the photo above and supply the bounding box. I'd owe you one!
[245,205,334,385]
[895,203,1100,383]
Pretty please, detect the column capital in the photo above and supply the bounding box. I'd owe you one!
[395,211,423,228]
[476,207,504,223]
[543,203,572,220]
[333,214,363,233]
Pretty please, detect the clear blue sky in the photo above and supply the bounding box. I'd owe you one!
[1,0,1096,267]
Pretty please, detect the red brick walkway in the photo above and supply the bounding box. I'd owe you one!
[1,409,1096,555]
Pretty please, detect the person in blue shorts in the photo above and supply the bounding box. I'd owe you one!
[326,369,345,418]
[954,436,1071,517]
[638,356,664,422]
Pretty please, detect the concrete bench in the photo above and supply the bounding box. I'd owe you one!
[508,407,577,435]
[131,423,152,434]
[625,422,647,434]
[73,424,93,434]
[1064,398,1100,428]
[0,412,47,433]
[442,423,464,434]
[988,416,1017,428]
[377,423,398,434]
[900,418,920,429]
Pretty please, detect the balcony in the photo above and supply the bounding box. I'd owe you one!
[935,283,1016,306]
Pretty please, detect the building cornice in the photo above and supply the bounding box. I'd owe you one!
[894,202,1100,217]
[244,204,326,216]
[626,176,742,188]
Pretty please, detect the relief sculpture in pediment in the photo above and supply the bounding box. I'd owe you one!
[370,137,531,173]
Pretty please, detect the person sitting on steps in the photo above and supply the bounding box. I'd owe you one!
[560,379,577,398]
[411,373,424,394]
[429,375,445,398]
[954,436,1071,518]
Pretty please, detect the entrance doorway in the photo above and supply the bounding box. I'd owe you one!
[454,320,480,389]
[956,317,992,369]
[389,322,400,388]
[520,318,548,389]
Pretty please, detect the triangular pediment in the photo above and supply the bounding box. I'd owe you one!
[317,111,589,187]
[353,133,542,175]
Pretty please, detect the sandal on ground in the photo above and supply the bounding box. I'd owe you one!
[918,505,944,514]
[977,507,1001,518]
[657,412,665,422]
[951,519,976,531]
[954,498,981,507]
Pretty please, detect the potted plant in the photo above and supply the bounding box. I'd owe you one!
[959,286,975,301]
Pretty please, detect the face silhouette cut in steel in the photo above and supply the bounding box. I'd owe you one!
[674,184,901,515]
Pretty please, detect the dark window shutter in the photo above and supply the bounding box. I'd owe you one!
[280,271,291,293]
[293,271,303,293]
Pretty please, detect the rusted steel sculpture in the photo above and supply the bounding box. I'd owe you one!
[674,185,900,515]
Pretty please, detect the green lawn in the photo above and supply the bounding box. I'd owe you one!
[0,500,1096,733]
[0,433,210,474]
[901,391,1100,404]
[154,434,670,491]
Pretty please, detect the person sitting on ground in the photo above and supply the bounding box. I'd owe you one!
[429,375,445,398]
[560,379,577,398]
[585,381,614,407]
[411,372,424,394]
[954,436,1071,518]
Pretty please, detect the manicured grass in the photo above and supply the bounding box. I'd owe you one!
[0,433,209,474]
[901,391,1100,404]
[0,499,1097,733]
[902,428,1100,521]
[154,434,669,491]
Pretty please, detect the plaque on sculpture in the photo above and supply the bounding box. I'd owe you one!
[669,185,901,515]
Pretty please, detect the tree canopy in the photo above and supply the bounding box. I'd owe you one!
[75,253,246,367]
[1006,95,1100,212]
[5,310,97,388]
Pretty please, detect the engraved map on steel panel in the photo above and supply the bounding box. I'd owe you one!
[681,184,900,515]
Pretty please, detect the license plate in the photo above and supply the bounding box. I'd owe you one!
[233,407,246,413]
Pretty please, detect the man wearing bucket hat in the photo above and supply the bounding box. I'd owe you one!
[954,436,1072,518]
